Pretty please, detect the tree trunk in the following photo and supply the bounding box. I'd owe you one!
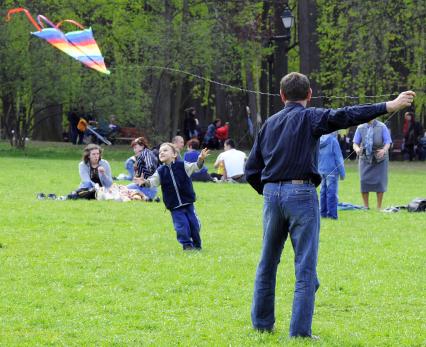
[152,71,172,140]
[152,0,173,141]
[1,94,15,143]
[298,0,322,106]
[245,63,258,141]
[171,78,183,137]
[214,84,227,121]
[32,103,63,141]
[272,1,288,114]
[259,0,270,121]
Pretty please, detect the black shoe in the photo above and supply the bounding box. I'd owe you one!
[290,334,319,340]
[154,197,161,203]
[254,326,274,333]
[37,193,46,200]
[47,193,57,200]
[67,193,78,200]
[183,245,195,251]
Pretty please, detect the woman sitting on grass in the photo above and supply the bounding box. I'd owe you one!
[126,137,159,200]
[68,144,113,200]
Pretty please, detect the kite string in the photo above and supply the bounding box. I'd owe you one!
[130,65,400,100]
[130,65,404,178]
[324,110,399,180]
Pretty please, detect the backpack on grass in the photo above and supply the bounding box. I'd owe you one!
[407,198,426,212]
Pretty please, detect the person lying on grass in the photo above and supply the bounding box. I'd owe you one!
[134,143,209,251]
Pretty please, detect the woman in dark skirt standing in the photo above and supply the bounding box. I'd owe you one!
[353,120,392,209]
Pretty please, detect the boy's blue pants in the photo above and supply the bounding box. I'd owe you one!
[171,204,201,249]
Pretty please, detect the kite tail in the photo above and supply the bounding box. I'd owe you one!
[37,16,85,31]
[6,8,42,31]
[56,19,85,30]
[37,15,58,29]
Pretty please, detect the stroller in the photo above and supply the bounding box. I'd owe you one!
[83,118,119,145]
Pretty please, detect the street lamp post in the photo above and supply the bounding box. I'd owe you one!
[269,3,294,114]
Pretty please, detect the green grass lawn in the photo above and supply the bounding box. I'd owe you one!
[0,142,425,346]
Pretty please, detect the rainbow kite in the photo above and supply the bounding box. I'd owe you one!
[6,8,110,75]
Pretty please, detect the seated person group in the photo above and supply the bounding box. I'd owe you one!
[68,135,246,201]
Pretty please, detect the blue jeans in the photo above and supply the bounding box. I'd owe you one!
[171,204,202,249]
[126,183,157,200]
[251,182,320,337]
[320,174,339,219]
[124,157,136,180]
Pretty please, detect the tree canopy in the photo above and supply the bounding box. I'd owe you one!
[0,0,424,147]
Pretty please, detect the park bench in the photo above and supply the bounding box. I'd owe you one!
[114,127,145,144]
[390,138,403,160]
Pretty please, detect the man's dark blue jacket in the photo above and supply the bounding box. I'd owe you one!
[245,102,387,194]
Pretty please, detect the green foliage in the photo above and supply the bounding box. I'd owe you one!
[0,143,425,345]
[1,1,424,144]
[316,0,425,110]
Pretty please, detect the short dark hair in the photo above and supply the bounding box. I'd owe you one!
[187,138,200,149]
[280,72,310,101]
[224,138,235,148]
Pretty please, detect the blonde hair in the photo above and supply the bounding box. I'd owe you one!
[160,142,178,155]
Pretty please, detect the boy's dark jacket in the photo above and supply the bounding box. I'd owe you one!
[158,160,196,210]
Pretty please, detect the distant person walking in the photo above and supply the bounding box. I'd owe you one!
[245,72,415,338]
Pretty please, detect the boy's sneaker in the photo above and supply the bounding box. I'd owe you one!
[183,245,195,251]
[47,193,57,200]
[154,197,161,203]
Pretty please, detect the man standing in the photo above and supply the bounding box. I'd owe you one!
[245,72,415,338]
